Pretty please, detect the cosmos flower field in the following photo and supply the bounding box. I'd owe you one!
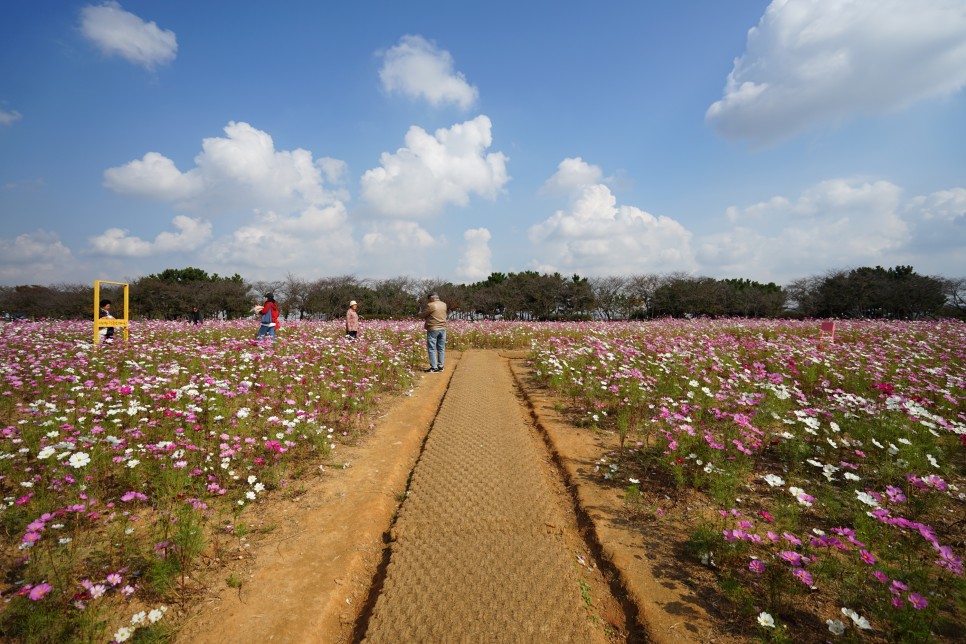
[0,317,963,641]
[529,318,965,640]
[0,319,426,642]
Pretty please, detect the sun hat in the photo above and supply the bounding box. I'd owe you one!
[349,300,357,306]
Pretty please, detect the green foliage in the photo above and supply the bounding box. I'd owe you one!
[2,263,957,321]
[808,265,946,319]
[684,521,721,564]
[0,596,100,644]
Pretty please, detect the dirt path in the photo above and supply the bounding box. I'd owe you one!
[177,349,722,643]
[361,350,610,642]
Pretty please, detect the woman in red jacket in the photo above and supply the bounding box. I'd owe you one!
[256,293,280,343]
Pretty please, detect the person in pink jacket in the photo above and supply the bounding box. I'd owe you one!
[345,300,359,339]
[256,293,280,343]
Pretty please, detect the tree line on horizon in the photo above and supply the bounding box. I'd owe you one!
[1,265,963,322]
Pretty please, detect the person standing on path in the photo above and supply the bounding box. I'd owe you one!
[256,293,279,344]
[345,300,359,339]
[417,293,447,372]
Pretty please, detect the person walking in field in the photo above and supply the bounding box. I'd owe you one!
[346,300,359,339]
[418,293,447,372]
[256,293,279,344]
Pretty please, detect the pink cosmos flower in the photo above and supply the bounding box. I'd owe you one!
[749,559,766,574]
[884,485,906,503]
[908,593,928,610]
[792,568,813,586]
[859,549,876,565]
[778,551,804,567]
[29,583,52,601]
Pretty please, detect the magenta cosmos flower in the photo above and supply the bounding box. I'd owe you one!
[29,583,52,601]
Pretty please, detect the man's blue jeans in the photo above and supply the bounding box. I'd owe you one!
[426,329,446,370]
[257,324,276,343]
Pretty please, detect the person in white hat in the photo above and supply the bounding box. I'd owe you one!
[345,300,359,339]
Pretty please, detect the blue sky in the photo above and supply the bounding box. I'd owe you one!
[1,0,964,287]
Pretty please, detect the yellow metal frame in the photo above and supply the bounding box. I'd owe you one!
[94,280,130,344]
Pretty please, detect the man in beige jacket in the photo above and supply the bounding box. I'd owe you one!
[417,293,447,372]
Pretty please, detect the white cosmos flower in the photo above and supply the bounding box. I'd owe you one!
[147,607,167,623]
[841,607,871,630]
[763,474,785,487]
[68,452,91,468]
[757,611,775,628]
[114,627,132,642]
[37,446,56,459]
[826,618,845,635]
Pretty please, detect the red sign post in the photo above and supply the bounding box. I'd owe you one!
[820,321,836,341]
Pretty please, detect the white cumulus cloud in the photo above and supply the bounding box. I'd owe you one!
[80,1,177,70]
[697,179,911,282]
[88,215,212,257]
[0,108,23,126]
[99,121,358,281]
[360,115,509,218]
[104,152,203,202]
[204,206,355,276]
[904,187,966,255]
[103,121,347,214]
[706,0,966,144]
[379,35,479,109]
[0,230,76,283]
[540,157,605,196]
[359,221,445,279]
[457,228,492,283]
[529,179,696,276]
